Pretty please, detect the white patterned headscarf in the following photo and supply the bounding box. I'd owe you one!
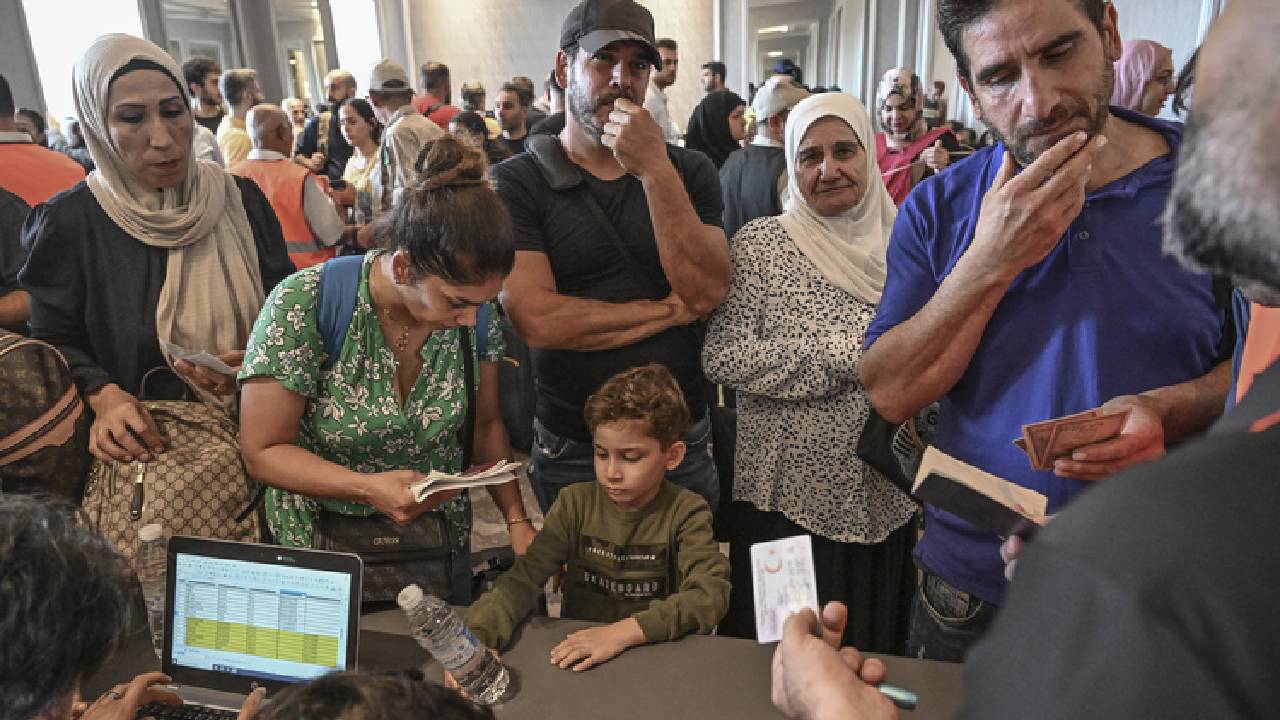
[779,93,896,305]
[876,67,923,111]
[74,33,265,406]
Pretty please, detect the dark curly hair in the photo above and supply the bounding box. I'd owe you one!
[376,135,514,284]
[260,670,494,720]
[939,0,1107,84]
[584,364,691,449]
[0,495,136,720]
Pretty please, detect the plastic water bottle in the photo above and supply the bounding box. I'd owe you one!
[136,524,168,659]
[397,584,512,704]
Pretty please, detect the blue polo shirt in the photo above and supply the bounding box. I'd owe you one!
[864,107,1224,605]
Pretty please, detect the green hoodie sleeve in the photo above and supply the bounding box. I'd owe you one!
[465,491,575,649]
[631,494,731,642]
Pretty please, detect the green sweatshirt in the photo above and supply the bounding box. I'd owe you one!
[466,480,731,649]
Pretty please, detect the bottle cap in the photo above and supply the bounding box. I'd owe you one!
[396,584,424,609]
[138,524,163,542]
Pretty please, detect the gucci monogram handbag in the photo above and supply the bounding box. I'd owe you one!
[82,394,262,568]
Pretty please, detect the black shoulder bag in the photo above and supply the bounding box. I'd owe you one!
[311,257,484,604]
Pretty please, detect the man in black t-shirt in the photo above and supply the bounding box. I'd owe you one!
[495,0,731,513]
[181,57,225,135]
[495,82,531,156]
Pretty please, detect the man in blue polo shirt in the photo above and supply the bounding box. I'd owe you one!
[861,0,1231,662]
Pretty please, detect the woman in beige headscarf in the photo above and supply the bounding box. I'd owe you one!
[19,34,293,464]
[703,92,918,654]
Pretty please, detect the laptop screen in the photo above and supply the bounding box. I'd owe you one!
[165,538,360,689]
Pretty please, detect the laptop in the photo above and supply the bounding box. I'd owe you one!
[152,536,363,715]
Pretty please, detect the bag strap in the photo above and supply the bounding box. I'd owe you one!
[475,303,489,360]
[576,187,670,294]
[525,133,669,295]
[460,324,478,470]
[238,257,361,523]
[317,256,364,370]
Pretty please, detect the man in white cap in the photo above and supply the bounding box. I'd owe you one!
[367,58,443,218]
[719,75,809,239]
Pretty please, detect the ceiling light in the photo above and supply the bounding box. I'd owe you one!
[758,25,789,34]
[767,51,784,57]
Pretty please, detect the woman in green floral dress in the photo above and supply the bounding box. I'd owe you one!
[238,138,536,603]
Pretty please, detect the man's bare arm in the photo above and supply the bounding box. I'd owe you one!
[861,253,1013,423]
[641,162,731,315]
[502,251,695,352]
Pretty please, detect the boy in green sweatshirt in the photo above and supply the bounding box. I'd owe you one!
[464,364,731,672]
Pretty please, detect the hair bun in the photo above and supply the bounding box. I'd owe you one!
[415,135,487,191]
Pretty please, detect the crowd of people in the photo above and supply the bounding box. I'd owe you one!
[2,0,1279,718]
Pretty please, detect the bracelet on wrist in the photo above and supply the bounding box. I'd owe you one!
[505,517,534,527]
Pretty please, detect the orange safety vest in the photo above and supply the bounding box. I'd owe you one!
[230,158,337,269]
[0,143,86,207]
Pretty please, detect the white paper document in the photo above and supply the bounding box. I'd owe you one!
[409,460,522,503]
[750,534,820,644]
[159,339,237,375]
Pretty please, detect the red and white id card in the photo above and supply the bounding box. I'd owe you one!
[750,534,820,643]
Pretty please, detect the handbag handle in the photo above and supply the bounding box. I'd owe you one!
[138,365,194,403]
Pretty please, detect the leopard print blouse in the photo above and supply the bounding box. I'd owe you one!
[703,216,917,544]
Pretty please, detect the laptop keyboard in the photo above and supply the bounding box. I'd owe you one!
[137,702,239,720]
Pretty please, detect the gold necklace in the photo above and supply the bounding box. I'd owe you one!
[373,262,412,355]
[382,306,411,353]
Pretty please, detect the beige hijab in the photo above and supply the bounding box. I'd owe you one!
[74,34,264,405]
[779,93,895,304]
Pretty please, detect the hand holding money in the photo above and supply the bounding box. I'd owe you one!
[1015,396,1165,480]
[1051,395,1166,480]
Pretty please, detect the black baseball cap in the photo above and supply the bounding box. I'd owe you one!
[560,0,663,70]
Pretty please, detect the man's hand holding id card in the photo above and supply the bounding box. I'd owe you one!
[757,536,921,712]
[751,535,820,644]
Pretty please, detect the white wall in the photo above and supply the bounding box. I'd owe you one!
[1,1,44,116]
[407,0,714,135]
[23,0,144,120]
[828,0,865,98]
[332,0,384,88]
[166,17,238,68]
[278,17,325,106]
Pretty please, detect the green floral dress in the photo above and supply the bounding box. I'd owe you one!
[239,253,504,551]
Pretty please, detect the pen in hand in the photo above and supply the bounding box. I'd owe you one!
[876,682,918,711]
